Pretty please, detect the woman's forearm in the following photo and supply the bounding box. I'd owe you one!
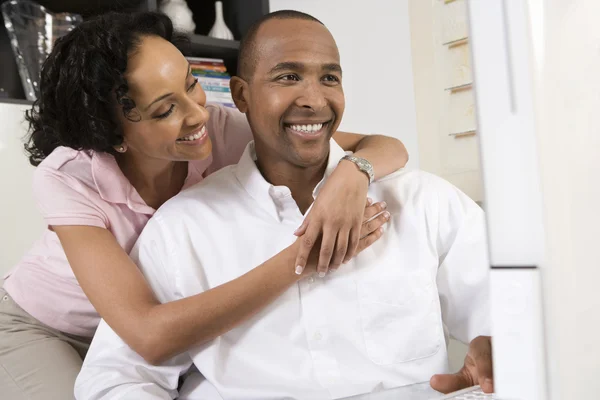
[140,244,301,364]
[333,131,408,180]
[352,134,408,179]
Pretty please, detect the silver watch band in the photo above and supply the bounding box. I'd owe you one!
[341,155,375,184]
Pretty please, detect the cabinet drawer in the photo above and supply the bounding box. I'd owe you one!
[439,0,469,44]
[444,40,472,89]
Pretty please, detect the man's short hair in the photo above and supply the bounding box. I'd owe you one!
[237,10,325,80]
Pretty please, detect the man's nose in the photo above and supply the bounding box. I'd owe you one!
[296,80,327,112]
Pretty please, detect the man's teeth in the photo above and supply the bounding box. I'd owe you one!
[178,126,206,141]
[289,123,324,133]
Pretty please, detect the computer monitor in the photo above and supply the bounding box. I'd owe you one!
[468,1,600,399]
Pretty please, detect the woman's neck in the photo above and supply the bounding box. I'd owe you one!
[116,153,188,210]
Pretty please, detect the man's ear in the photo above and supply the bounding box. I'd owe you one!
[230,76,249,113]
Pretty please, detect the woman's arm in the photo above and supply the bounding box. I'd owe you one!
[53,204,387,364]
[332,131,409,179]
[293,131,408,276]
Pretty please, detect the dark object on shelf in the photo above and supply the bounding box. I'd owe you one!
[2,0,83,101]
[0,0,269,103]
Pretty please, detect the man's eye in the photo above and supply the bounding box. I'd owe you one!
[279,74,300,81]
[323,75,340,83]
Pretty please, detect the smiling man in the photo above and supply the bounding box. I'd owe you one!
[75,10,492,400]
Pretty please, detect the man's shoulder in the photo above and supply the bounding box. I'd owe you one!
[374,168,459,197]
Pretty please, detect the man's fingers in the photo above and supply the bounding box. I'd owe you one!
[430,371,472,394]
[356,227,384,254]
[294,226,319,275]
[330,230,349,271]
[471,336,494,393]
[362,201,387,222]
[317,228,336,277]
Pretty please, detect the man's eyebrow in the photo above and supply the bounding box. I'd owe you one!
[323,63,343,75]
[268,61,304,74]
[143,63,191,111]
[268,61,343,76]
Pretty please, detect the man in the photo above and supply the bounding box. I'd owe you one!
[75,10,492,400]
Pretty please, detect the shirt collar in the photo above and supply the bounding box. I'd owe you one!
[91,151,175,216]
[234,139,347,221]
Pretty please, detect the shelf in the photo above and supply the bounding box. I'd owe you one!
[186,34,239,57]
[183,34,240,74]
[33,0,152,17]
[0,97,33,106]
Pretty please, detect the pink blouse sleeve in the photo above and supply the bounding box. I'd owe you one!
[33,166,108,229]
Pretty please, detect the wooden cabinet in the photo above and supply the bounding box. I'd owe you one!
[410,0,484,203]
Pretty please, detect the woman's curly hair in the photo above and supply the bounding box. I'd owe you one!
[24,11,188,166]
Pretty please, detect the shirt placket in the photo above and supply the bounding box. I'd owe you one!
[274,192,343,395]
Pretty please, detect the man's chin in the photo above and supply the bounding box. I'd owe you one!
[291,145,331,168]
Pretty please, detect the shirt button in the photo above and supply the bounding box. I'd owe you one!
[313,332,323,341]
[2,295,8,302]
[308,277,315,284]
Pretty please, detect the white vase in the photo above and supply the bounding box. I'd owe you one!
[160,0,196,34]
[208,1,234,40]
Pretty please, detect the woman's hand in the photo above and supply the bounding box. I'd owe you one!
[294,160,390,276]
[294,196,390,276]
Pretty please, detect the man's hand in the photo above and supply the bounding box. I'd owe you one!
[293,160,378,276]
[430,336,494,394]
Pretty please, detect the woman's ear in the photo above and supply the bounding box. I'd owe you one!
[230,76,249,113]
[113,140,128,153]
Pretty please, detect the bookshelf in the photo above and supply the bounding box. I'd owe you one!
[0,0,269,103]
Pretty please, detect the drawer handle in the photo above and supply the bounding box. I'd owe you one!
[445,82,473,92]
[449,129,476,138]
[443,36,469,47]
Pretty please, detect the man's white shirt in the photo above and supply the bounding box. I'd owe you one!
[75,140,491,400]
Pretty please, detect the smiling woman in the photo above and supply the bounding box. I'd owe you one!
[0,10,408,400]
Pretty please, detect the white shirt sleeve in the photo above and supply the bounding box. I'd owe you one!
[75,216,193,400]
[434,179,491,344]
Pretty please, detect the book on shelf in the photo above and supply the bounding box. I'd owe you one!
[186,57,235,108]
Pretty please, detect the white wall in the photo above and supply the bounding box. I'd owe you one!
[269,0,419,167]
[0,103,45,276]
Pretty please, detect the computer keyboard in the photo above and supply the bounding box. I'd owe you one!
[438,386,496,399]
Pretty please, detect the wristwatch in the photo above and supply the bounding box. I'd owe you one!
[341,155,375,185]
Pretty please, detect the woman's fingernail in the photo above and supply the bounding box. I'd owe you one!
[384,211,391,220]
[381,201,387,209]
[295,265,304,275]
[318,271,326,278]
[379,227,384,233]
[367,197,373,205]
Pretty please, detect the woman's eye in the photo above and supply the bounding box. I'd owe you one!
[188,78,199,91]
[154,104,175,119]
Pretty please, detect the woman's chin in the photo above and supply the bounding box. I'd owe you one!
[178,138,213,161]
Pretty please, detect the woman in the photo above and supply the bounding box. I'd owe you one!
[0,11,408,399]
